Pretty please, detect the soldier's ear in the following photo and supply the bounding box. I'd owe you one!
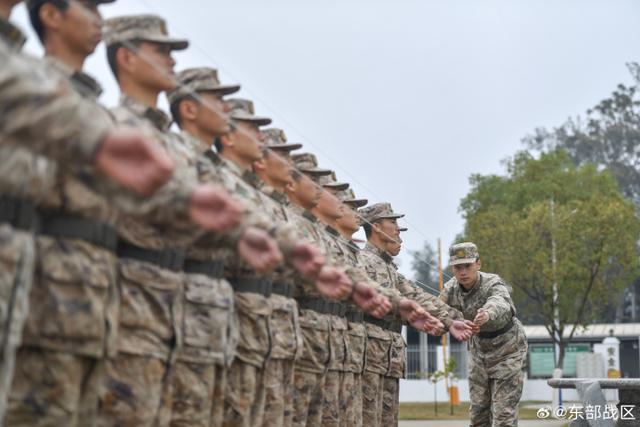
[285,180,295,195]
[179,99,198,122]
[219,133,234,149]
[116,46,137,76]
[253,158,266,172]
[40,2,64,33]
[476,258,482,269]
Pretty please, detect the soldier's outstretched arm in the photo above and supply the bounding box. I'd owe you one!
[397,274,464,328]
[480,282,514,321]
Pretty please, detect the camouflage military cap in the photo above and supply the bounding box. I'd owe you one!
[262,128,302,152]
[336,188,368,208]
[292,153,332,176]
[103,14,188,50]
[449,242,479,265]
[317,172,349,191]
[27,0,114,11]
[226,98,272,126]
[360,202,404,224]
[166,67,240,105]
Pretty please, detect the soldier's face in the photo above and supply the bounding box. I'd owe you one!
[386,236,402,256]
[196,92,230,135]
[452,260,481,286]
[55,0,103,56]
[291,174,320,208]
[264,150,292,187]
[233,121,264,162]
[337,204,360,234]
[376,218,400,243]
[315,189,343,221]
[133,42,177,91]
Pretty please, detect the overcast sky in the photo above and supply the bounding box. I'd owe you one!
[10,0,639,289]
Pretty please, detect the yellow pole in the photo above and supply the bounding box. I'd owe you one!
[438,239,449,399]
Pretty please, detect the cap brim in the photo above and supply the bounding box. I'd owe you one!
[141,36,189,51]
[379,213,405,220]
[450,258,477,266]
[323,182,349,191]
[232,114,272,126]
[300,168,332,176]
[268,143,303,151]
[344,199,368,208]
[201,84,241,96]
[398,227,408,232]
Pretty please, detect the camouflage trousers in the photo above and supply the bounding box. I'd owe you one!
[0,225,34,422]
[468,353,525,427]
[321,370,342,426]
[339,372,362,427]
[361,370,384,427]
[382,376,400,427]
[223,358,267,427]
[168,361,227,427]
[6,347,103,427]
[262,358,295,427]
[292,369,326,427]
[96,353,171,427]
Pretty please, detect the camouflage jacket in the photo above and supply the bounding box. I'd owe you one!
[110,95,200,249]
[0,16,110,166]
[441,272,527,362]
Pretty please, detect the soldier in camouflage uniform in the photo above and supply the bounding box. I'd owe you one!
[167,69,341,427]
[285,154,397,427]
[359,203,473,426]
[440,242,527,427]
[0,2,180,423]
[253,129,304,427]
[216,98,340,427]
[96,15,252,426]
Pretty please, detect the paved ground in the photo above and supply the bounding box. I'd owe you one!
[399,420,567,427]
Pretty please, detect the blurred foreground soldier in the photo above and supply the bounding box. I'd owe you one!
[0,1,175,423]
[0,0,174,196]
[441,242,528,427]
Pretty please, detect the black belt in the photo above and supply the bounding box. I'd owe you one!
[478,319,514,339]
[230,277,272,296]
[41,214,118,251]
[297,297,346,317]
[117,241,185,271]
[272,282,294,298]
[0,195,40,231]
[346,311,364,323]
[364,315,402,333]
[184,259,225,279]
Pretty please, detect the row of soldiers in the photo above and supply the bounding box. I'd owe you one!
[0,0,528,426]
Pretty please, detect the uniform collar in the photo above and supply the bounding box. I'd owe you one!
[46,56,103,101]
[0,17,26,51]
[364,242,393,264]
[458,272,483,295]
[119,94,171,132]
[266,188,289,205]
[325,225,339,237]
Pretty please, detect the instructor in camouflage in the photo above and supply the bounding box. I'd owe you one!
[440,242,528,427]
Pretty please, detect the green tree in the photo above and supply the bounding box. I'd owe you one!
[460,150,639,369]
[524,63,640,208]
[410,241,439,296]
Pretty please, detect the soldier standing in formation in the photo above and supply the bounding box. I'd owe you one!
[0,3,527,426]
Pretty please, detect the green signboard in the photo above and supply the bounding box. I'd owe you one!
[528,344,590,378]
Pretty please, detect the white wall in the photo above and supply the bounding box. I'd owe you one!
[400,378,580,403]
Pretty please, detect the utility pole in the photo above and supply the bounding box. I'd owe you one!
[438,239,451,413]
[550,198,563,408]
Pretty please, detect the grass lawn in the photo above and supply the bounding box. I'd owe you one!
[399,401,549,420]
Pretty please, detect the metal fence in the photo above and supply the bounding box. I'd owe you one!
[405,343,469,380]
